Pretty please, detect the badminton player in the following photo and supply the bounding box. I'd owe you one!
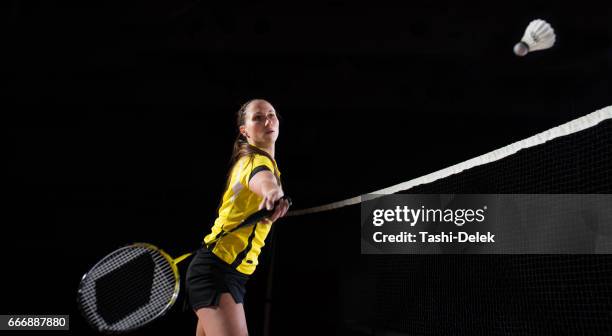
[186,99,290,336]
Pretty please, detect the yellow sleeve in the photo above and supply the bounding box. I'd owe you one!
[237,154,276,187]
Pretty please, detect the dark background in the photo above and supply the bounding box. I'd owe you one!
[3,0,612,335]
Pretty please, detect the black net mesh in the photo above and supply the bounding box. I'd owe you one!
[365,119,612,334]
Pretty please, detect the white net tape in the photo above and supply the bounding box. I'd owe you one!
[288,105,612,216]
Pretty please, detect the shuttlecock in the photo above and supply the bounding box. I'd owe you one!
[513,19,556,56]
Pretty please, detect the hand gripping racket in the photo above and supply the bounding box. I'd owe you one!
[77,196,291,334]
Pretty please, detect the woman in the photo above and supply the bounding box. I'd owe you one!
[186,99,291,336]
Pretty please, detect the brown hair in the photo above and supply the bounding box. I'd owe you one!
[229,99,280,183]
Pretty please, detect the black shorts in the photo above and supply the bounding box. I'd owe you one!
[185,247,250,310]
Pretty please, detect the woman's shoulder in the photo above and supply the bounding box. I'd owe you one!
[246,154,280,177]
[233,154,276,173]
[235,153,273,166]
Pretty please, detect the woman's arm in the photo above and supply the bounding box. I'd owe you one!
[248,171,289,222]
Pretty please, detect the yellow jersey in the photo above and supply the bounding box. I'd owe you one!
[204,153,281,275]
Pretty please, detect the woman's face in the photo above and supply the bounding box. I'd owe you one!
[240,100,279,147]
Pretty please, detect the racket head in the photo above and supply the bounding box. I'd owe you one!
[77,243,180,334]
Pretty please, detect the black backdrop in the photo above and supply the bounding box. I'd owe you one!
[4,0,612,335]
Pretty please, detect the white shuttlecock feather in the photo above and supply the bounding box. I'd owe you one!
[513,19,556,56]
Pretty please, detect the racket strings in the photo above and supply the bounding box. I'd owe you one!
[79,246,178,332]
[96,254,156,324]
[80,248,148,322]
